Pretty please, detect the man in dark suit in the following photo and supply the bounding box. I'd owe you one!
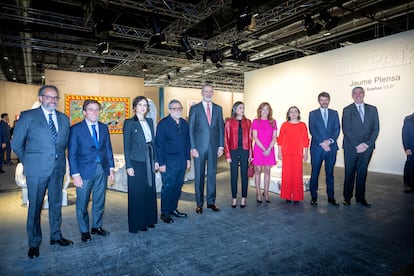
[155,99,191,223]
[189,83,224,214]
[0,113,11,166]
[11,85,73,259]
[0,120,6,173]
[68,99,114,242]
[402,112,414,193]
[342,86,379,207]
[309,92,340,207]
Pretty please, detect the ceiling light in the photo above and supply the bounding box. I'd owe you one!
[304,13,322,36]
[319,9,340,31]
[142,64,148,72]
[180,34,195,60]
[97,41,109,55]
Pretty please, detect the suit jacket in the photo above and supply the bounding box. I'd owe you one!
[0,122,6,144]
[309,108,340,152]
[68,120,114,180]
[0,120,10,142]
[188,102,224,153]
[342,103,379,152]
[11,107,69,177]
[402,113,414,153]
[123,116,155,169]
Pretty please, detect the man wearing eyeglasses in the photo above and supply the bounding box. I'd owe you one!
[11,85,73,259]
[154,99,191,223]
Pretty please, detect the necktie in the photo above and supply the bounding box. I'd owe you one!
[48,113,57,140]
[323,109,328,128]
[206,103,212,125]
[358,105,364,123]
[92,124,99,148]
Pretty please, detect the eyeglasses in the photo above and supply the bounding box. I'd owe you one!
[42,95,60,101]
[170,107,183,111]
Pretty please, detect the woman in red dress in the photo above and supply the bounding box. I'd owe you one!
[277,106,309,203]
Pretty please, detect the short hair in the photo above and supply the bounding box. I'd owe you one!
[168,99,182,109]
[82,99,101,111]
[352,86,365,95]
[1,113,8,119]
[132,96,150,114]
[38,85,59,96]
[201,82,214,92]
[286,106,301,121]
[231,101,244,118]
[318,92,330,101]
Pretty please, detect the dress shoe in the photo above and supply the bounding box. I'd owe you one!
[286,200,292,203]
[91,227,110,236]
[50,237,73,246]
[343,198,351,206]
[231,199,237,208]
[293,201,299,204]
[328,198,339,207]
[171,209,187,218]
[81,232,91,242]
[160,213,174,223]
[28,247,39,259]
[310,198,318,206]
[0,169,5,173]
[140,227,148,231]
[403,187,413,193]
[148,224,155,228]
[356,199,371,208]
[207,204,221,212]
[196,206,203,214]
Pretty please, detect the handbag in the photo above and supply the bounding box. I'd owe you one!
[247,163,255,177]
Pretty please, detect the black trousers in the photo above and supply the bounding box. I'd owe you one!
[343,148,373,201]
[229,149,249,198]
[404,156,414,188]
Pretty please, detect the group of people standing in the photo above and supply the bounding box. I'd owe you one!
[8,83,412,260]
[224,86,381,209]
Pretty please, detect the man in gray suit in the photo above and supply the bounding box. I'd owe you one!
[342,86,379,207]
[189,83,224,214]
[11,85,73,259]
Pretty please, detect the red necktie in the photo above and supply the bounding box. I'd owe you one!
[206,103,211,125]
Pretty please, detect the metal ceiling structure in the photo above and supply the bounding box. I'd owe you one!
[1,0,413,92]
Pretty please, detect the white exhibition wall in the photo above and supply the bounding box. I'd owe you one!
[245,29,414,175]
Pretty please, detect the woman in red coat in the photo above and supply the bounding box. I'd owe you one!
[224,102,252,208]
[277,106,309,203]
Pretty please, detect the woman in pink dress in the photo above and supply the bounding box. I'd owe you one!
[252,102,277,203]
[277,106,309,203]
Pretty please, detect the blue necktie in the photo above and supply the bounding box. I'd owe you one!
[92,124,99,148]
[358,105,364,123]
[48,113,57,141]
[323,109,328,128]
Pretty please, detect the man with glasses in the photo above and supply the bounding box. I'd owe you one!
[155,100,191,223]
[11,85,73,259]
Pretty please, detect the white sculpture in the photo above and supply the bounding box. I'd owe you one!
[15,160,71,208]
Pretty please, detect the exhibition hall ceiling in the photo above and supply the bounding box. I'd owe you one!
[1,0,413,92]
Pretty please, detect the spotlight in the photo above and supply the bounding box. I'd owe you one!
[304,14,322,36]
[180,34,195,60]
[142,64,148,72]
[231,44,247,61]
[236,6,257,32]
[319,9,340,31]
[150,17,167,45]
[97,40,109,55]
[93,6,114,38]
[210,50,223,64]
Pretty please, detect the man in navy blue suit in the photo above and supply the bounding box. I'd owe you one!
[189,83,224,214]
[155,99,191,223]
[309,92,340,207]
[68,99,114,242]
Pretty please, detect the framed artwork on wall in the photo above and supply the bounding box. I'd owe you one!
[65,94,130,134]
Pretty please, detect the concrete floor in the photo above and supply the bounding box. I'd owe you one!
[0,160,413,275]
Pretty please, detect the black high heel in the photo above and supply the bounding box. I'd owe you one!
[263,192,271,203]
